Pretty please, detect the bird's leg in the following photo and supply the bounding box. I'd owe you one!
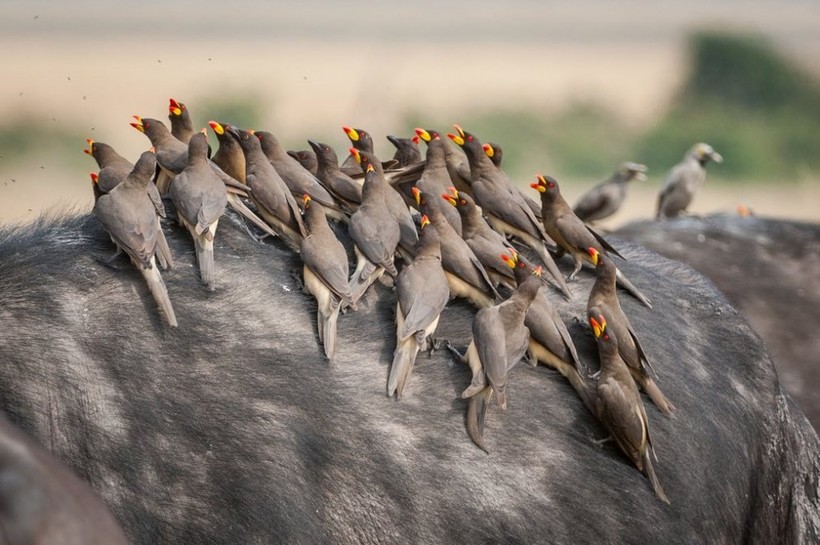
[291,272,307,294]
[94,247,124,270]
[526,348,539,368]
[443,340,466,363]
[592,434,613,448]
[427,337,446,357]
[567,257,584,281]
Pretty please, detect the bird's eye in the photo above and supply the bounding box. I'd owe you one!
[466,135,473,142]
[460,199,466,205]
[144,122,151,129]
[548,181,555,189]
[518,263,525,268]
[604,334,609,341]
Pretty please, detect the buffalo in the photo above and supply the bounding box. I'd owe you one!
[616,214,820,431]
[0,209,817,544]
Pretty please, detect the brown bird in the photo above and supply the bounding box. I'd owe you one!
[90,172,103,203]
[169,132,227,290]
[387,134,422,167]
[130,116,188,194]
[531,174,652,308]
[255,130,346,221]
[168,98,195,144]
[93,151,177,327]
[441,188,516,290]
[573,162,647,223]
[352,149,418,261]
[589,311,669,504]
[209,121,246,182]
[340,125,375,172]
[309,140,363,211]
[454,270,541,451]
[288,149,318,175]
[348,163,401,303]
[388,216,451,398]
[588,248,674,415]
[503,252,594,413]
[657,143,723,219]
[85,138,172,269]
[415,187,498,308]
[407,129,463,235]
[447,126,571,299]
[482,140,543,220]
[300,195,354,363]
[227,126,307,251]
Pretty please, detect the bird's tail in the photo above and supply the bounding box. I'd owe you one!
[140,258,177,327]
[322,303,342,363]
[349,249,382,304]
[194,233,216,291]
[642,449,670,504]
[529,341,595,414]
[466,386,493,453]
[639,375,676,417]
[615,268,652,309]
[155,222,174,270]
[387,337,420,398]
[226,193,279,239]
[530,239,573,300]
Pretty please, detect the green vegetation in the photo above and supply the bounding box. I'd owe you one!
[0,118,87,169]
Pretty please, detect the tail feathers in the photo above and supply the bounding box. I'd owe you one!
[640,375,676,417]
[226,193,279,239]
[321,303,342,363]
[194,234,216,290]
[466,386,493,453]
[155,221,174,270]
[140,260,177,327]
[349,262,381,304]
[642,449,670,504]
[615,268,653,309]
[531,240,573,300]
[565,366,596,416]
[387,338,420,398]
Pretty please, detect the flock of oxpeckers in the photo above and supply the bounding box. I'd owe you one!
[85,98,724,504]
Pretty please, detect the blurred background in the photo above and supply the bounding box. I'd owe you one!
[1,0,819,227]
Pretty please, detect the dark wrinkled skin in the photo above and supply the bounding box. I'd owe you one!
[617,213,820,431]
[0,210,818,544]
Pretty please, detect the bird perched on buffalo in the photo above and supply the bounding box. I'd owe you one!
[255,130,346,221]
[451,267,541,451]
[299,195,354,364]
[227,126,307,251]
[531,174,652,308]
[85,139,173,269]
[503,251,593,414]
[348,163,401,304]
[587,248,673,415]
[447,126,571,299]
[93,151,177,327]
[340,125,376,173]
[388,216,450,398]
[309,140,363,212]
[408,129,463,235]
[167,98,196,144]
[441,188,516,291]
[573,162,648,223]
[209,121,246,183]
[656,143,723,220]
[588,311,669,504]
[169,132,227,290]
[414,187,499,308]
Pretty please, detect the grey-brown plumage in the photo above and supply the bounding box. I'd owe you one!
[209,121,246,182]
[388,219,450,398]
[288,149,318,175]
[589,310,669,503]
[588,248,673,415]
[448,127,571,299]
[169,133,227,290]
[340,125,375,172]
[410,130,463,235]
[657,143,723,219]
[309,140,363,211]
[300,195,353,363]
[256,130,345,221]
[507,254,594,413]
[482,140,543,220]
[131,116,188,194]
[387,134,422,167]
[574,162,647,223]
[354,149,418,260]
[348,164,401,303]
[228,126,307,251]
[416,188,499,308]
[532,174,652,308]
[168,98,196,144]
[460,273,541,451]
[443,188,516,290]
[93,151,177,327]
[85,138,172,269]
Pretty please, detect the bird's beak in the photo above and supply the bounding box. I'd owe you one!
[590,315,607,338]
[366,163,375,173]
[343,126,359,142]
[533,266,543,278]
[711,151,724,163]
[350,147,361,164]
[420,214,430,229]
[302,194,311,209]
[482,143,494,158]
[412,187,422,206]
[208,121,224,135]
[587,247,600,266]
[169,98,182,116]
[530,175,546,193]
[441,193,457,206]
[130,116,145,133]
[415,128,432,142]
[84,138,94,155]
[447,133,465,147]
[89,172,99,184]
[411,135,420,144]
[501,254,515,268]
[453,124,465,138]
